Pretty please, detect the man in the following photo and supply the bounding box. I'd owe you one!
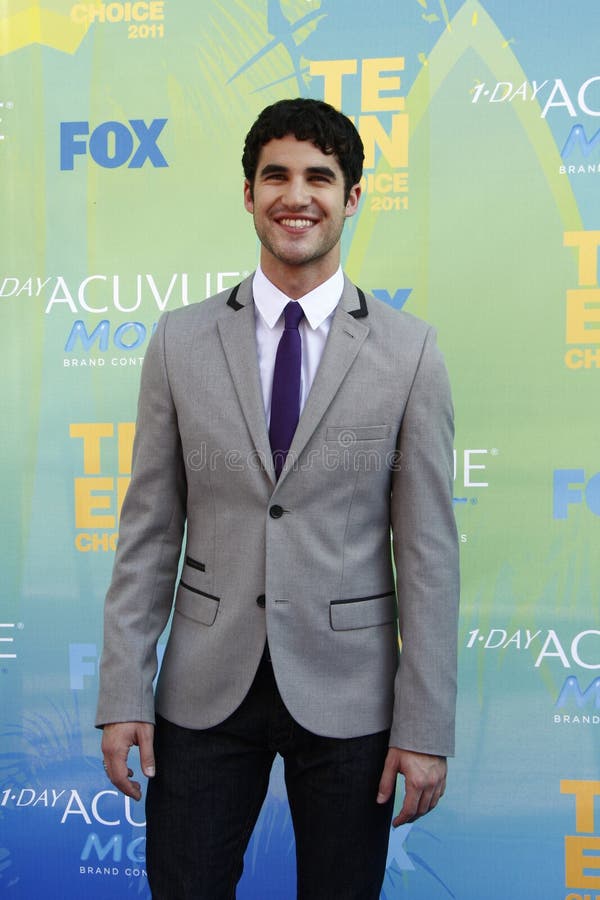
[97,98,459,900]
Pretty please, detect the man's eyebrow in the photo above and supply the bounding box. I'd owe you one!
[258,164,338,179]
[259,164,288,177]
[306,166,337,179]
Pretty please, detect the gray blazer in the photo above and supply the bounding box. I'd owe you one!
[96,274,459,756]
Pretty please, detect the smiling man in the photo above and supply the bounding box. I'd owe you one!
[97,98,459,900]
[243,133,360,289]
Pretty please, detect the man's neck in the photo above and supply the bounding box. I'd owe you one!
[259,256,340,300]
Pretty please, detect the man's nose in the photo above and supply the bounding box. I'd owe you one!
[282,177,310,208]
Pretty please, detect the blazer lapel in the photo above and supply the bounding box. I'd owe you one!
[217,278,276,484]
[280,279,370,483]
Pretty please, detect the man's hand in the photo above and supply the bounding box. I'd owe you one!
[376,747,447,827]
[101,721,155,800]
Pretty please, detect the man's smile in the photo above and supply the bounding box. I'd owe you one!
[277,217,318,230]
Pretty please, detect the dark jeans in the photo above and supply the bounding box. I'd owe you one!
[146,652,394,900]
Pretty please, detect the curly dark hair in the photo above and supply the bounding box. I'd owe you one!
[242,98,364,201]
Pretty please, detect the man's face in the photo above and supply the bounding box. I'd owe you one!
[243,135,360,283]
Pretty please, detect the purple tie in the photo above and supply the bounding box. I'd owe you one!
[269,301,304,478]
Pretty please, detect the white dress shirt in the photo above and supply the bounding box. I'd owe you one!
[252,265,344,425]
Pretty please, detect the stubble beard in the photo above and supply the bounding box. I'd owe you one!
[254,214,345,270]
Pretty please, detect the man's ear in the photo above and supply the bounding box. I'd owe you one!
[344,183,361,218]
[243,179,254,213]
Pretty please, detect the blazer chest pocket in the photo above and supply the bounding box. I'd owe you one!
[175,556,219,625]
[329,590,396,631]
[326,424,391,444]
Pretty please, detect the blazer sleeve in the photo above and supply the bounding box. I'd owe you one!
[389,326,459,756]
[96,312,187,727]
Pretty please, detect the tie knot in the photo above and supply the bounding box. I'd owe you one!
[283,301,304,331]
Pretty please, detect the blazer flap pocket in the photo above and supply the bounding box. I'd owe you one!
[330,591,396,631]
[326,425,391,443]
[180,557,209,592]
[175,581,219,626]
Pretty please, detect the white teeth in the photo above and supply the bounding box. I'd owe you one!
[281,218,314,228]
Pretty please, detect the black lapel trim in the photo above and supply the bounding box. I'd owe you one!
[348,287,368,319]
[227,281,367,316]
[226,282,243,311]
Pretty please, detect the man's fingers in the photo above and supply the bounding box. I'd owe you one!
[393,774,446,826]
[102,751,142,800]
[381,748,448,827]
[393,786,435,827]
[392,783,421,826]
[101,721,155,800]
[113,772,143,801]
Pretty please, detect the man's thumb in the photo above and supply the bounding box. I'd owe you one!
[139,728,156,778]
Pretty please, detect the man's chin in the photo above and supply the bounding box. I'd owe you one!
[268,245,320,268]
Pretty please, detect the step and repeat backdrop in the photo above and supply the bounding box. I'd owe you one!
[1,1,599,898]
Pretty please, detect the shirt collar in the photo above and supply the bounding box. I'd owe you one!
[252,265,344,330]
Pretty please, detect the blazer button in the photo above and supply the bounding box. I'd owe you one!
[256,594,266,608]
[269,505,283,519]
